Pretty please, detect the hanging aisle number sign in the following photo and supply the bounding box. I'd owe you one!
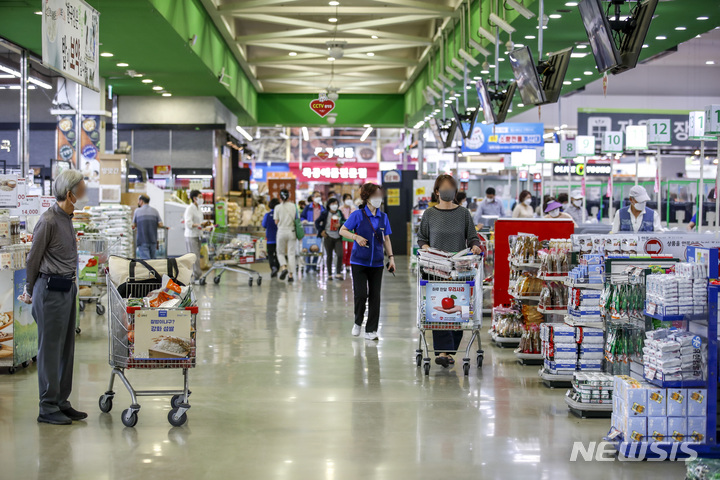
[576,135,595,156]
[704,105,720,135]
[625,125,648,150]
[602,131,624,153]
[544,143,560,161]
[689,111,715,141]
[647,119,672,145]
[561,139,576,159]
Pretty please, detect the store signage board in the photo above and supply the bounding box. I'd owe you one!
[689,111,715,141]
[132,310,192,360]
[561,139,576,159]
[602,131,624,153]
[573,233,720,260]
[0,175,19,208]
[544,143,561,161]
[647,119,672,145]
[625,125,648,150]
[461,123,544,154]
[153,165,172,179]
[705,105,720,135]
[510,150,536,167]
[309,98,335,118]
[41,0,100,91]
[575,135,595,156]
[552,163,611,177]
[289,162,379,183]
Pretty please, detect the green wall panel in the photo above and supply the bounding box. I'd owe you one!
[257,94,405,127]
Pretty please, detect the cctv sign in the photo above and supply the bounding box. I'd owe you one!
[309,98,335,117]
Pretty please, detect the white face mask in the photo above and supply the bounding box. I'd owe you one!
[344,199,353,207]
[461,200,467,208]
[634,201,646,211]
[369,198,382,209]
[330,204,338,212]
[572,199,582,207]
[523,198,532,206]
[196,197,204,206]
[70,191,89,210]
[549,209,560,218]
[313,197,322,204]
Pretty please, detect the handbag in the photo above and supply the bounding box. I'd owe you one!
[294,207,305,240]
[109,254,195,294]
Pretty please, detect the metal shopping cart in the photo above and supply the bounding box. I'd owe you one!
[198,228,263,286]
[77,233,115,321]
[99,278,197,427]
[416,251,484,376]
[299,223,323,274]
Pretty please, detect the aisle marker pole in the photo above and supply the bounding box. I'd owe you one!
[716,136,720,236]
[699,139,704,232]
[634,150,639,186]
[19,49,29,178]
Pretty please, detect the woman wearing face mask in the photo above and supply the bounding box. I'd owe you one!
[339,183,395,341]
[301,192,324,273]
[184,189,206,282]
[544,200,576,224]
[564,190,586,225]
[315,198,346,279]
[512,190,535,218]
[417,174,483,368]
[340,193,356,272]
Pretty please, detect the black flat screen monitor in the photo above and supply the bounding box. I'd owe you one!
[508,46,545,106]
[612,0,658,74]
[540,47,573,105]
[578,0,621,73]
[496,82,516,124]
[428,118,444,145]
[475,79,496,124]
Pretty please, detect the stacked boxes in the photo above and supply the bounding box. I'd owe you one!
[612,376,707,443]
[577,326,604,371]
[568,254,605,285]
[646,269,707,317]
[541,324,605,373]
[568,287,602,322]
[568,372,613,405]
[643,328,706,382]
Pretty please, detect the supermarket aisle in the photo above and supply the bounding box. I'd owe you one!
[1,261,684,480]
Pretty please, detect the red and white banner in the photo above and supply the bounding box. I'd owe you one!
[289,162,379,183]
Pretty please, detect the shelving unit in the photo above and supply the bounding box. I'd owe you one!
[565,394,613,418]
[539,368,573,388]
[515,352,543,365]
[491,331,521,348]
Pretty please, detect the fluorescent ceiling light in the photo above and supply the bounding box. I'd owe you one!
[327,57,335,61]
[289,52,297,56]
[565,2,578,6]
[100,52,113,57]
[573,77,581,81]
[142,79,153,83]
[563,81,571,85]
[489,13,516,35]
[656,35,666,40]
[576,44,587,49]
[236,126,254,142]
[505,0,535,20]
[0,64,52,89]
[570,52,588,58]
[328,17,337,23]
[360,127,373,142]
[29,77,52,89]
[514,43,525,48]
[302,126,309,141]
[549,14,562,19]
[457,49,479,67]
[162,93,172,97]
[176,175,212,179]
[697,16,709,21]
[707,61,716,65]
[480,69,490,74]
[478,27,497,45]
[583,71,593,75]
[525,35,536,39]
[371,35,378,39]
[117,62,129,67]
[675,26,686,31]
[152,86,163,91]
[329,1,339,4]
[468,39,490,57]
[366,52,375,56]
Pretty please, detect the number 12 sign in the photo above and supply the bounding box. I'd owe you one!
[647,118,671,145]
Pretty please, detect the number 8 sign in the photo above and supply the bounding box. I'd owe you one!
[561,139,576,159]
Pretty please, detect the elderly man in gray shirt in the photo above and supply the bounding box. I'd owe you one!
[21,170,86,425]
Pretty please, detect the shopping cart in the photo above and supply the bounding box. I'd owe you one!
[299,224,323,274]
[198,228,263,286]
[416,251,484,376]
[98,279,198,427]
[77,233,115,321]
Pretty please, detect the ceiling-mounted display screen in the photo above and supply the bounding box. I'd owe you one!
[578,0,621,73]
[508,46,545,106]
[612,0,659,74]
[540,47,573,105]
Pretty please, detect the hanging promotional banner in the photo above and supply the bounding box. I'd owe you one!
[41,0,100,91]
[461,123,544,154]
[80,115,101,185]
[289,161,379,183]
[56,115,76,166]
[606,167,614,198]
[309,98,335,118]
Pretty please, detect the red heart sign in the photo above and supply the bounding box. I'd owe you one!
[310,99,335,117]
[317,151,329,160]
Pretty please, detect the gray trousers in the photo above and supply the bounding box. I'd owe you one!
[32,277,77,415]
[185,236,202,279]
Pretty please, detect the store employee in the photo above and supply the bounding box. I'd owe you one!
[610,185,663,233]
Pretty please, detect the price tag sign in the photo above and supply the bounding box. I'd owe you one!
[625,125,648,150]
[704,104,720,135]
[544,143,560,161]
[647,119,672,145]
[561,139,576,159]
[576,135,595,156]
[602,131,624,153]
[689,111,715,141]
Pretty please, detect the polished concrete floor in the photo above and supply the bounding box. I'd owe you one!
[1,260,686,479]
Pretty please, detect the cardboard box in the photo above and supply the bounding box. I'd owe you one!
[687,388,707,416]
[646,386,667,416]
[668,417,687,442]
[667,388,687,417]
[648,416,668,443]
[626,416,647,442]
[687,416,707,443]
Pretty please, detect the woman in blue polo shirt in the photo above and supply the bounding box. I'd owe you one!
[262,198,280,277]
[339,183,395,341]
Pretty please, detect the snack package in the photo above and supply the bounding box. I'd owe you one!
[145,275,183,308]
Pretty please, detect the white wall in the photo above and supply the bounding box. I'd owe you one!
[118,96,239,134]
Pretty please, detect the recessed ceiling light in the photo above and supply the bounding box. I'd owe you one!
[642,44,649,48]
[366,52,375,56]
[371,35,378,39]
[135,73,143,77]
[675,26,686,31]
[525,35,536,40]
[549,14,562,19]
[573,77,581,81]
[515,43,525,48]
[697,16,709,21]
[328,17,337,23]
[480,69,490,74]
[152,86,163,91]
[570,52,588,58]
[517,103,525,107]
[565,1,578,5]
[563,81,572,85]
[289,52,297,56]
[142,79,153,83]
[327,57,335,61]
[162,93,172,97]
[489,65,496,68]
[576,44,587,49]
[34,11,42,15]
[707,60,716,65]
[583,71,593,75]
[656,35,667,40]
[329,0,340,4]
[117,62,129,67]
[100,52,113,57]
[536,25,548,29]
[498,57,505,61]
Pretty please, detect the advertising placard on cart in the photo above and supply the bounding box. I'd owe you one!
[425,283,471,323]
[133,309,192,360]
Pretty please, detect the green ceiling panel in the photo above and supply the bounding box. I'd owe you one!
[257,94,404,127]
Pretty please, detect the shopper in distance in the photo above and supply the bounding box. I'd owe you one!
[544,200,576,225]
[274,189,298,283]
[417,174,483,368]
[301,191,325,273]
[512,190,535,218]
[21,170,87,425]
[610,185,664,233]
[564,189,586,225]
[315,196,347,280]
[339,183,395,341]
[184,189,207,282]
[262,198,281,277]
[133,194,163,260]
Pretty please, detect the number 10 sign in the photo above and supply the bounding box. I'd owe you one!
[602,131,623,153]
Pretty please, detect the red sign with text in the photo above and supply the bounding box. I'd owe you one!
[289,162,379,183]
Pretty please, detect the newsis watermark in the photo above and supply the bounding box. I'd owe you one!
[570,441,699,461]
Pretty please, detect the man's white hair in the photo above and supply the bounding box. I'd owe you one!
[54,170,84,201]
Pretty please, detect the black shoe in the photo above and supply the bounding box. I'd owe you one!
[279,269,288,280]
[288,276,294,283]
[434,356,450,368]
[271,268,279,278]
[61,407,88,421]
[38,411,72,425]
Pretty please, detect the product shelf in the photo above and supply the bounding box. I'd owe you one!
[514,351,543,365]
[643,310,707,323]
[490,331,521,348]
[563,315,605,329]
[539,368,574,388]
[565,393,613,418]
[510,260,542,269]
[538,274,569,281]
[507,292,542,301]
[564,279,604,290]
[537,305,567,314]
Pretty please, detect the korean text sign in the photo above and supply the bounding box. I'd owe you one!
[425,283,471,323]
[461,123,544,154]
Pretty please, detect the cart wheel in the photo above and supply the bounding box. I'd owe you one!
[476,355,484,368]
[213,276,221,285]
[463,363,470,376]
[168,408,187,427]
[423,363,430,375]
[8,367,15,374]
[248,278,253,287]
[96,304,105,315]
[256,277,262,286]
[415,354,422,367]
[99,396,113,413]
[121,408,138,427]
[79,301,85,312]
[170,394,187,409]
[75,327,81,334]
[199,277,206,286]
[87,298,94,304]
